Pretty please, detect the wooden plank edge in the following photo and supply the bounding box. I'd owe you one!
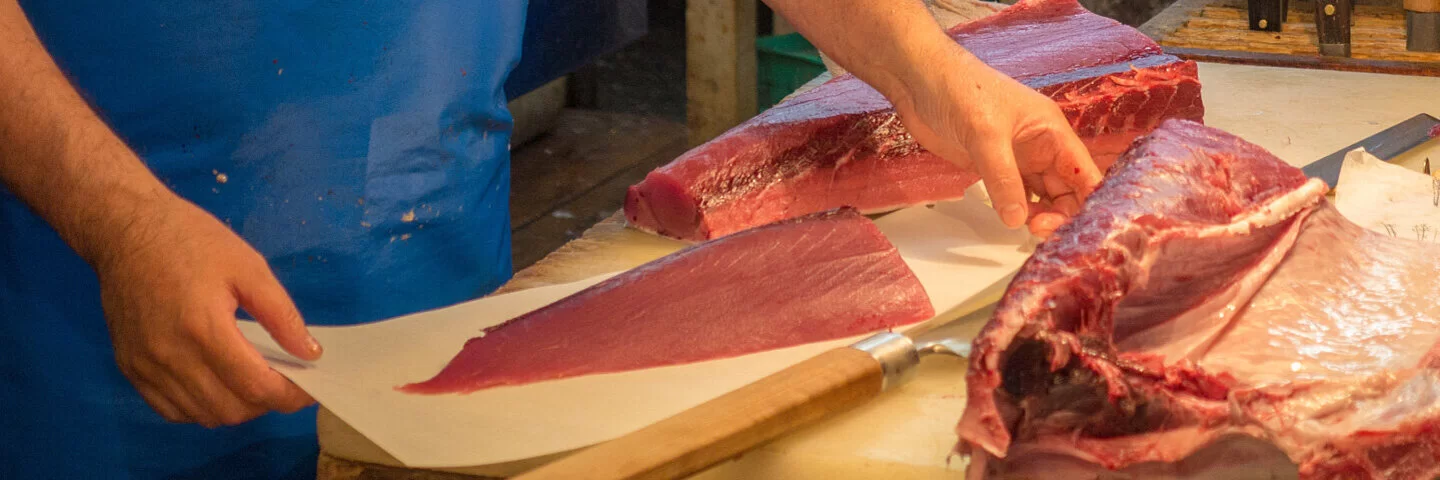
[316,450,571,480]
[316,406,582,479]
[1165,46,1440,76]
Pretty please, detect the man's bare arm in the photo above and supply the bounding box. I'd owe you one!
[762,0,958,112]
[761,0,1103,236]
[0,0,170,269]
[0,0,320,427]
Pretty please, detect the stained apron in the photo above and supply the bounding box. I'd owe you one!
[0,1,526,478]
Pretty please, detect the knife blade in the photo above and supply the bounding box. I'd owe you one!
[1301,113,1440,189]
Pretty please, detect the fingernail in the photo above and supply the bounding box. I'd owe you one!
[305,336,323,356]
[1000,204,1026,228]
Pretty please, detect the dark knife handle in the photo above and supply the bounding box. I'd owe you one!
[1249,0,1286,31]
[1315,0,1353,56]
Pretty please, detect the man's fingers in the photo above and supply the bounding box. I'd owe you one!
[177,360,266,426]
[133,379,191,424]
[272,379,316,414]
[233,257,321,361]
[127,356,219,427]
[1051,193,1081,217]
[157,375,220,428]
[1022,173,1047,199]
[204,318,316,414]
[1017,120,1096,220]
[169,315,266,426]
[973,135,1029,228]
[1048,124,1103,199]
[1040,175,1082,217]
[1028,211,1069,239]
[1025,198,1071,239]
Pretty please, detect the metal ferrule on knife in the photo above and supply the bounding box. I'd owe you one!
[849,303,992,392]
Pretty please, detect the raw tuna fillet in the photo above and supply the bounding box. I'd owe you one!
[623,0,1204,241]
[957,119,1440,480]
[400,208,934,395]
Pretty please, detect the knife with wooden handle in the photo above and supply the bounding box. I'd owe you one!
[512,294,1003,480]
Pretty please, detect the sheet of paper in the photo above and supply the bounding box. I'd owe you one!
[1335,148,1440,241]
[238,191,1033,468]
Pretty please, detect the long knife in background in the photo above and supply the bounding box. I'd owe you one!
[1301,113,1440,189]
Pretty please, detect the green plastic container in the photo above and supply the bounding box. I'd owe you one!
[756,33,827,111]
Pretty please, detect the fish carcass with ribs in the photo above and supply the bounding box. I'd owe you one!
[957,119,1440,480]
[399,208,934,395]
[624,0,1204,241]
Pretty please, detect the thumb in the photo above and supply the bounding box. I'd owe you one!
[973,134,1029,229]
[234,256,323,361]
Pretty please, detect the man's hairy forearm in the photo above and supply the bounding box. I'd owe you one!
[0,0,175,269]
[761,0,972,111]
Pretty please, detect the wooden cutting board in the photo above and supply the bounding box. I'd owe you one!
[315,62,1440,479]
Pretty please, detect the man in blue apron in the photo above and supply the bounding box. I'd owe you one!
[1,1,526,478]
[0,0,1100,478]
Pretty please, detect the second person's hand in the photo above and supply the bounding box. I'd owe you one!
[755,0,1103,238]
[888,44,1104,238]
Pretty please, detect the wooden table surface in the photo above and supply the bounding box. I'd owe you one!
[313,61,1440,480]
[315,1,1440,474]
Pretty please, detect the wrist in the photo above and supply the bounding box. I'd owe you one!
[51,157,182,273]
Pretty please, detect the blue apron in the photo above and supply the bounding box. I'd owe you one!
[0,2,525,478]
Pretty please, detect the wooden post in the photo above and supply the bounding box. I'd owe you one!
[686,0,758,147]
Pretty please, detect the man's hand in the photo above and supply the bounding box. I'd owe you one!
[762,0,1104,238]
[890,49,1102,238]
[0,0,320,427]
[94,198,322,427]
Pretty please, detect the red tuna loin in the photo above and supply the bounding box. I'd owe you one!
[623,0,1205,241]
[400,208,935,395]
[957,119,1440,480]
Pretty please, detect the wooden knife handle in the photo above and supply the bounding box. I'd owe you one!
[513,347,884,480]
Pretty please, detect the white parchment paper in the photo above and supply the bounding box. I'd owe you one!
[238,191,1034,468]
[1335,148,1440,242]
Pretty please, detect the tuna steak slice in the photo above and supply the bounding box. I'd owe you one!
[623,0,1204,241]
[957,119,1440,480]
[399,208,934,395]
